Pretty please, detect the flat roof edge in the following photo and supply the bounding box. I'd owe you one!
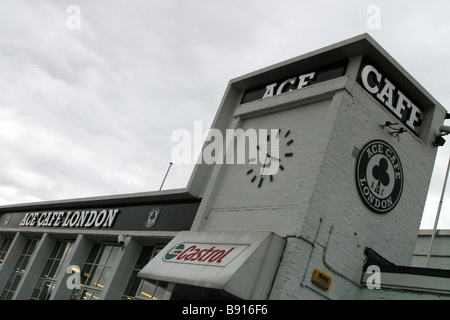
[0,188,201,213]
[418,229,450,236]
[228,33,445,112]
[229,33,371,85]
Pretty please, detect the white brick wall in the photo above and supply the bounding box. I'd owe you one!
[271,78,445,299]
[199,98,332,237]
[194,74,446,299]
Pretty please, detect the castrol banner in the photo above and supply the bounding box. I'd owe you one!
[138,231,286,299]
[163,242,249,267]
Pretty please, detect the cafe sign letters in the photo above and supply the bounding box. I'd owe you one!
[359,62,423,135]
[19,209,120,228]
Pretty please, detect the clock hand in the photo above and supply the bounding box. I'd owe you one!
[260,154,269,176]
[267,153,280,161]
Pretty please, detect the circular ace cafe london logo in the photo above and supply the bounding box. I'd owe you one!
[356,140,403,214]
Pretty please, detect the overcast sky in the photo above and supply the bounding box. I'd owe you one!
[0,0,449,229]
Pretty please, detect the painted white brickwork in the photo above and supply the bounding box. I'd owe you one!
[193,76,446,299]
[189,35,448,299]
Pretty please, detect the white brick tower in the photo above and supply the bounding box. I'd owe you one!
[186,34,447,299]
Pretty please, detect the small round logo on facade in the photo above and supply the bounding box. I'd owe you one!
[164,243,185,261]
[356,140,403,214]
[145,207,160,229]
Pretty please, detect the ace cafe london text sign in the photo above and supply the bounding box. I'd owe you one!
[356,140,403,214]
[19,209,120,228]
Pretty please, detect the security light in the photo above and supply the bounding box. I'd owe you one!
[432,126,450,147]
[433,136,446,147]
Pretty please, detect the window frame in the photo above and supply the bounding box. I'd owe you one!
[30,240,74,300]
[0,238,40,300]
[70,242,120,300]
[122,244,174,301]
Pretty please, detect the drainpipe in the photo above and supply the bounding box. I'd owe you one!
[425,157,450,267]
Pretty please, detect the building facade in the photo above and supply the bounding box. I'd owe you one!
[413,229,450,270]
[0,191,200,300]
[0,34,449,300]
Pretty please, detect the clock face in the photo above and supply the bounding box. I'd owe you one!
[246,128,294,188]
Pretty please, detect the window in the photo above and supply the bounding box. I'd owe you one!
[31,240,74,300]
[70,243,120,300]
[0,238,39,300]
[122,245,173,300]
[0,237,13,267]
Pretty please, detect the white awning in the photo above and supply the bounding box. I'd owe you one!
[138,231,285,300]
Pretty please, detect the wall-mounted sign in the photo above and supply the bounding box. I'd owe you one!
[358,61,423,136]
[0,201,200,232]
[311,269,332,291]
[355,140,403,214]
[163,242,249,267]
[138,231,286,300]
[19,209,120,228]
[241,61,347,104]
[145,207,160,229]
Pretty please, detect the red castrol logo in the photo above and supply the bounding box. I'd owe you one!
[163,242,249,267]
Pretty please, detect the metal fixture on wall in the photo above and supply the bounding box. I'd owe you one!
[389,127,406,141]
[380,121,398,129]
[380,121,406,141]
[433,126,450,147]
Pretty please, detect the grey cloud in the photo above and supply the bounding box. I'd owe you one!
[0,0,449,229]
